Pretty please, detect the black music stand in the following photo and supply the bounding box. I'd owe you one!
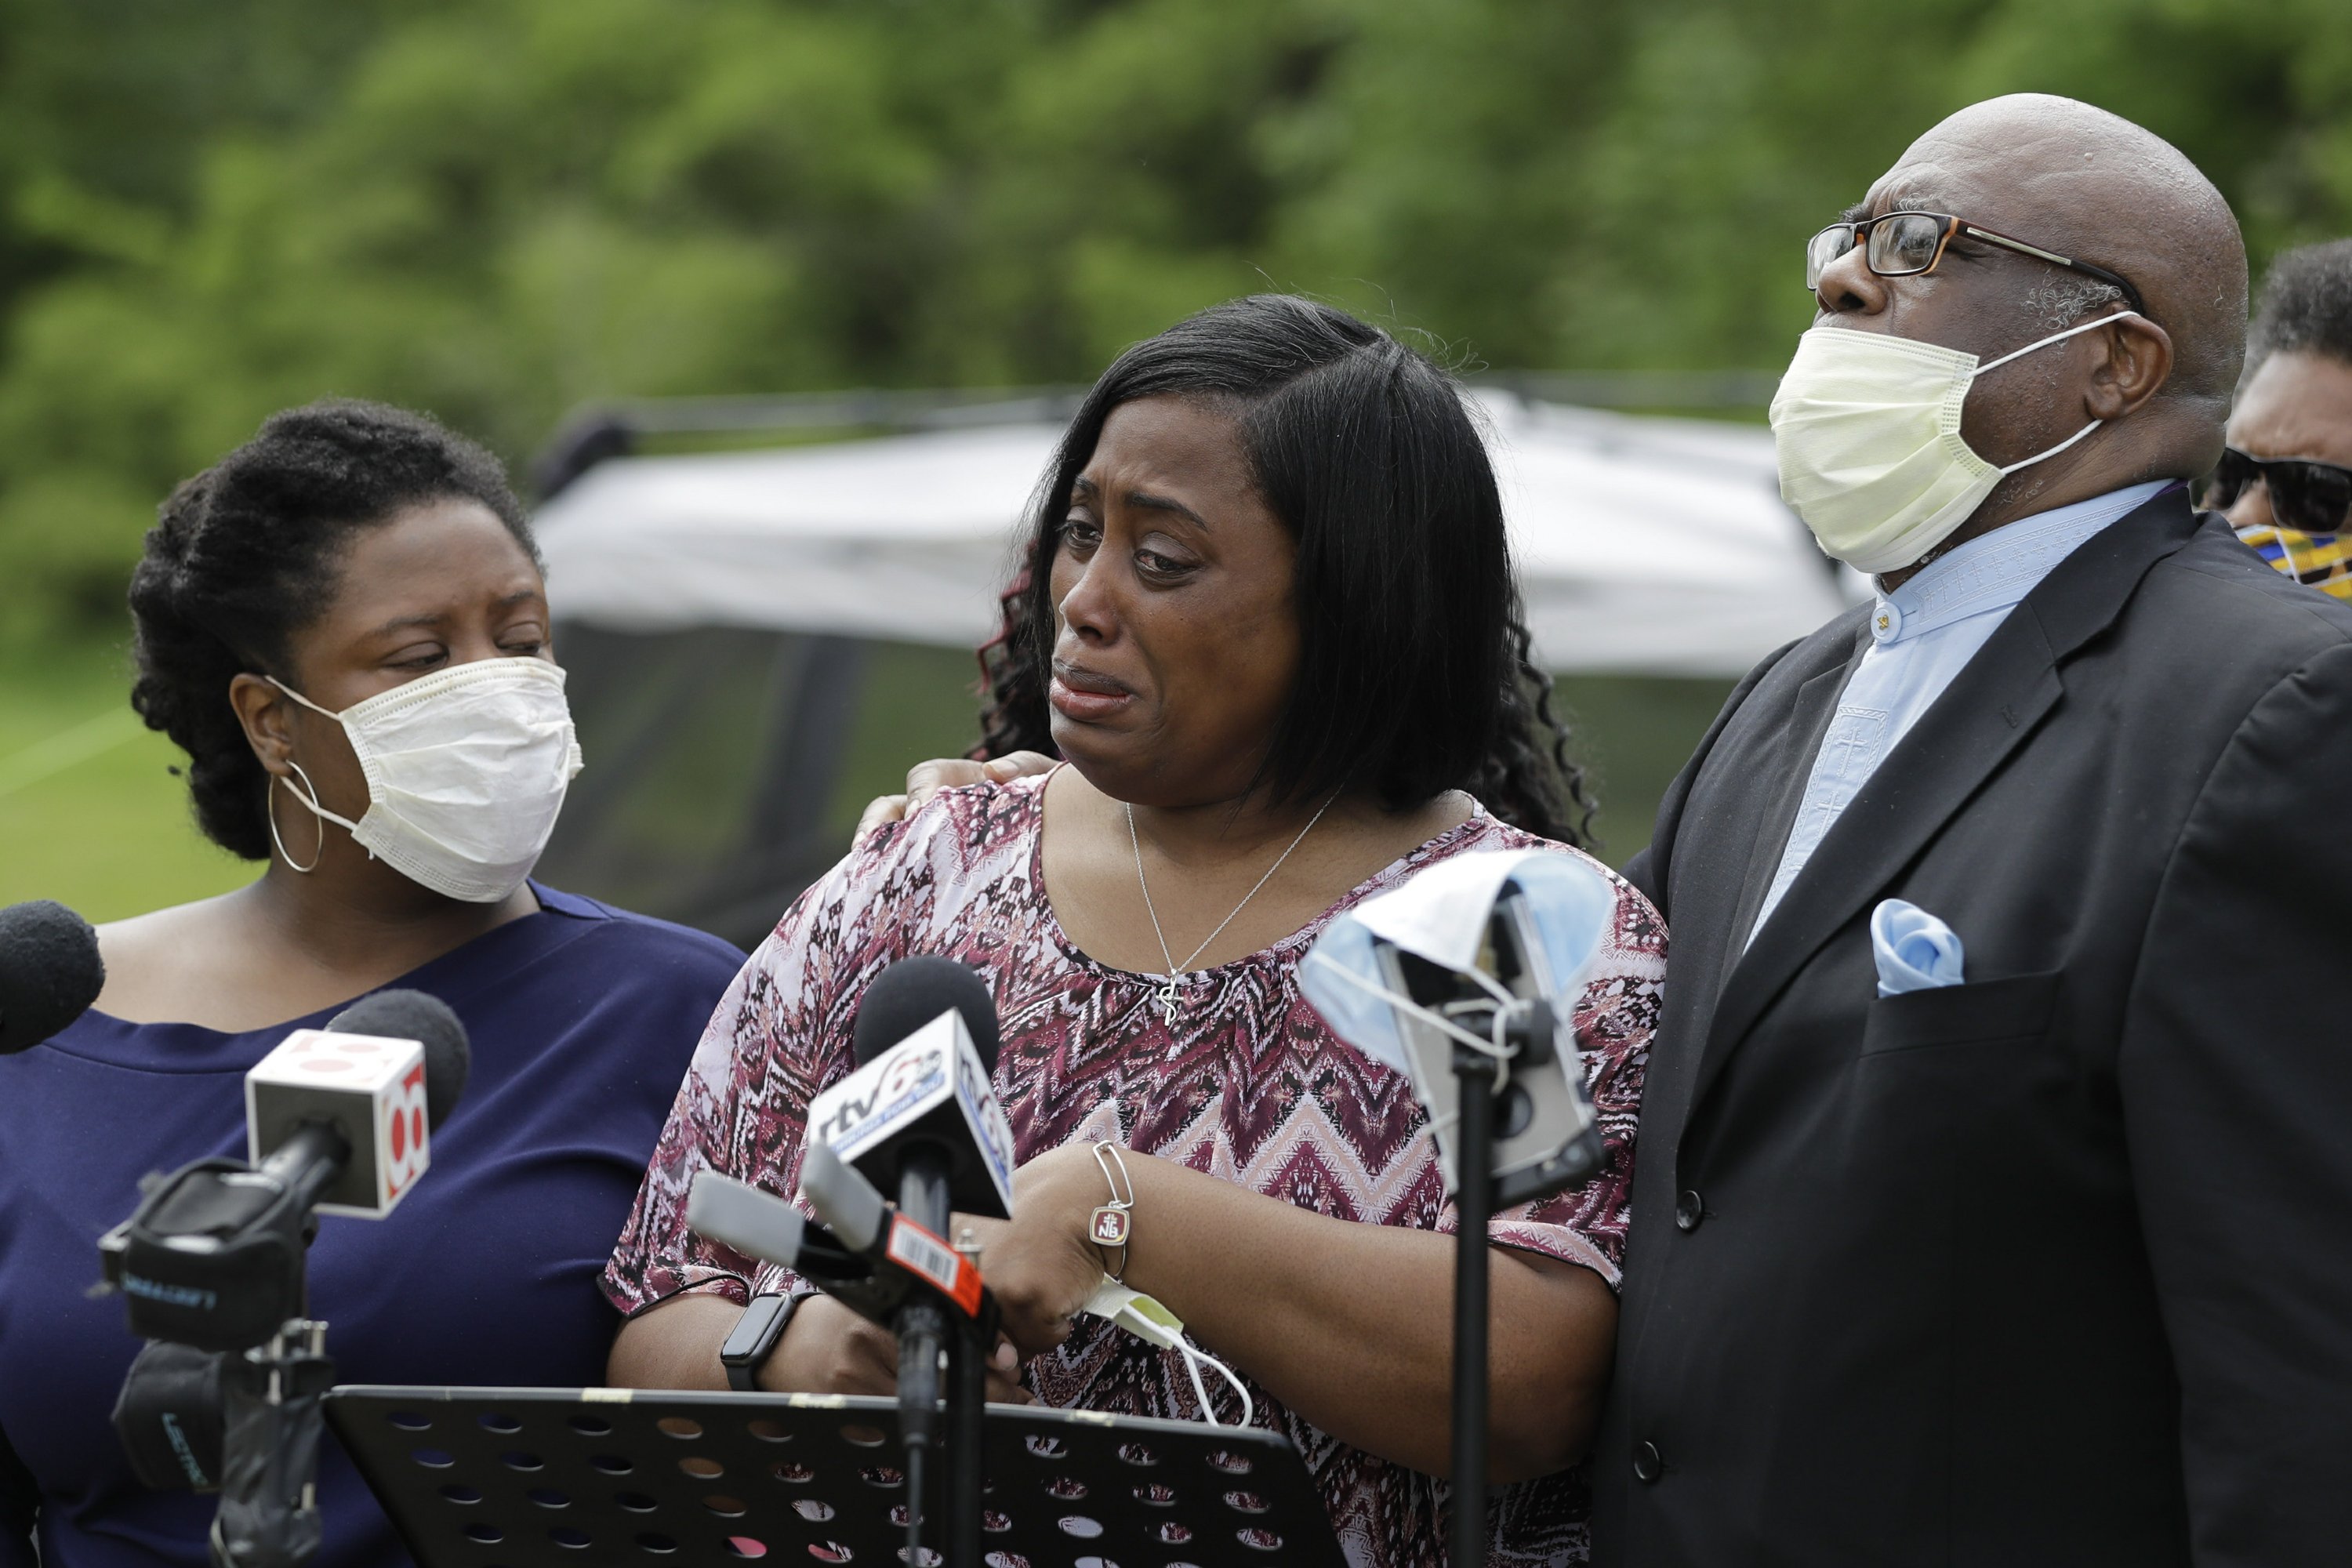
[325,1385,1343,1568]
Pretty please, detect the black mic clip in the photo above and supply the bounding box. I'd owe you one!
[685,1165,1000,1341]
[97,1125,346,1355]
[1495,995,1556,1069]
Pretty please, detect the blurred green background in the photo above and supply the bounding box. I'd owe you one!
[5,0,2350,920]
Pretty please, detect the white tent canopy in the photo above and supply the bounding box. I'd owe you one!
[534,392,1851,677]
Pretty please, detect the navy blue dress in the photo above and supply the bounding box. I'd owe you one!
[0,884,744,1568]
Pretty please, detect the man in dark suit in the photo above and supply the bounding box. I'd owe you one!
[1599,95,2352,1566]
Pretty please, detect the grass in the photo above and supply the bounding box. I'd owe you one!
[0,642,252,921]
[0,637,1733,928]
[1550,671,1734,869]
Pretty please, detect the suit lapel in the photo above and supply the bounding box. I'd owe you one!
[1713,644,1867,998]
[1686,488,2205,1116]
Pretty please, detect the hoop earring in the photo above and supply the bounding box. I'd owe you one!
[268,761,328,875]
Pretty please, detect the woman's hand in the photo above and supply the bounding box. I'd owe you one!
[764,1294,1032,1403]
[956,1140,1120,1358]
[852,751,1058,847]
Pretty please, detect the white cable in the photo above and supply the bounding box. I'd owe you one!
[1175,1338,1255,1429]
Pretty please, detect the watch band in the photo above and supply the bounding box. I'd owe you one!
[719,1291,799,1392]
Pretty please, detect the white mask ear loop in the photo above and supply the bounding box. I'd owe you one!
[266,674,372,844]
[1970,310,2145,476]
[275,757,368,843]
[1308,955,1523,1106]
[1972,308,2144,376]
[266,674,342,720]
[1175,1338,1254,1429]
[268,764,327,874]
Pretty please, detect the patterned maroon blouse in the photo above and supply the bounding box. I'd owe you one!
[604,772,1663,1566]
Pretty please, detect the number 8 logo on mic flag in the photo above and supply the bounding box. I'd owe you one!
[382,1061,430,1203]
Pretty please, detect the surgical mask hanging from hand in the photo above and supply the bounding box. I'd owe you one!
[1770,311,2144,575]
[269,658,585,903]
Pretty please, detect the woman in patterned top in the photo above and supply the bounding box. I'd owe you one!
[604,296,1664,1566]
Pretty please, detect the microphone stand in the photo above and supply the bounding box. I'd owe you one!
[212,1318,335,1568]
[946,1229,987,1567]
[100,1149,341,1568]
[1449,1044,1498,1568]
[894,1152,965,1568]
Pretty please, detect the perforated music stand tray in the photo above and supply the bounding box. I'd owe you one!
[325,1385,1344,1567]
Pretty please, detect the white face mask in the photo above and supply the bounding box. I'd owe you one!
[270,658,585,903]
[1769,311,2143,575]
[1299,849,1617,1080]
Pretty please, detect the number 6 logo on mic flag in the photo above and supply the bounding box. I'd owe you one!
[248,1026,433,1218]
[380,1060,431,1203]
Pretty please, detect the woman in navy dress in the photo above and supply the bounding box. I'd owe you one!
[0,401,745,1568]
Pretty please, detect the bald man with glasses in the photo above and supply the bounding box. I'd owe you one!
[1599,96,2352,1566]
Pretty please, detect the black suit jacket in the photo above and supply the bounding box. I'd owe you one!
[1593,490,2352,1566]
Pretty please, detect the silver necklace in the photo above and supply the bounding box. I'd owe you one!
[1127,793,1336,1026]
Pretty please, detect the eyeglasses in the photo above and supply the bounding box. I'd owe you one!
[1805,211,2148,318]
[2198,446,2352,535]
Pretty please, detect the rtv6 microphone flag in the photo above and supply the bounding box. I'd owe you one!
[811,963,1015,1221]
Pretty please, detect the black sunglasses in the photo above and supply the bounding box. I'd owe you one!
[2199,446,2352,535]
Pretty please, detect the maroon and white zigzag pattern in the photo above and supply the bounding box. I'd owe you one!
[608,772,1662,1567]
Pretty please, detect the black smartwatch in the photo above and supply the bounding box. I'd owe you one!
[719,1292,800,1392]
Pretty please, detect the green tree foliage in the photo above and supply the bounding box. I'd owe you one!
[4,0,2350,642]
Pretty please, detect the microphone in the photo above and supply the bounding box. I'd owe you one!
[245,989,471,1218]
[685,1152,985,1333]
[1299,851,1613,1206]
[102,989,470,1352]
[816,956,1014,1220]
[0,898,106,1054]
[806,957,1012,1522]
[1298,848,1619,1565]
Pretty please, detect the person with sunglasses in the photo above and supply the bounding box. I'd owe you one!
[1590,95,2352,1567]
[2199,238,2352,597]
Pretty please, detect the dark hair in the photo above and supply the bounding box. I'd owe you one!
[128,399,539,859]
[976,295,1595,846]
[2246,238,2352,380]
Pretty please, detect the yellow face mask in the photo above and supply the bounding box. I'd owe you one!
[2235,521,2352,600]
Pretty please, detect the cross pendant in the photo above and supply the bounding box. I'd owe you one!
[1156,975,1183,1027]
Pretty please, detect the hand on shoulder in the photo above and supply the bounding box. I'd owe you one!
[851,750,1058,848]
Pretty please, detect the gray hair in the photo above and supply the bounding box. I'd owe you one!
[2020,276,2129,334]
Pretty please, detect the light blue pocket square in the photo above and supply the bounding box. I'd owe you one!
[1871,898,1964,997]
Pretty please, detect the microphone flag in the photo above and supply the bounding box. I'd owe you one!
[808,1007,1015,1221]
[244,1028,431,1218]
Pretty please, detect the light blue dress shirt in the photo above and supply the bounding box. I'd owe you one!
[1746,481,2168,944]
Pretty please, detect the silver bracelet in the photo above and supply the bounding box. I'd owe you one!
[1088,1139,1135,1281]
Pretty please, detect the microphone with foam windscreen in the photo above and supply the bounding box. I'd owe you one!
[804,957,1012,1565]
[101,989,470,1352]
[244,989,471,1219]
[0,898,107,1054]
[818,956,1014,1221]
